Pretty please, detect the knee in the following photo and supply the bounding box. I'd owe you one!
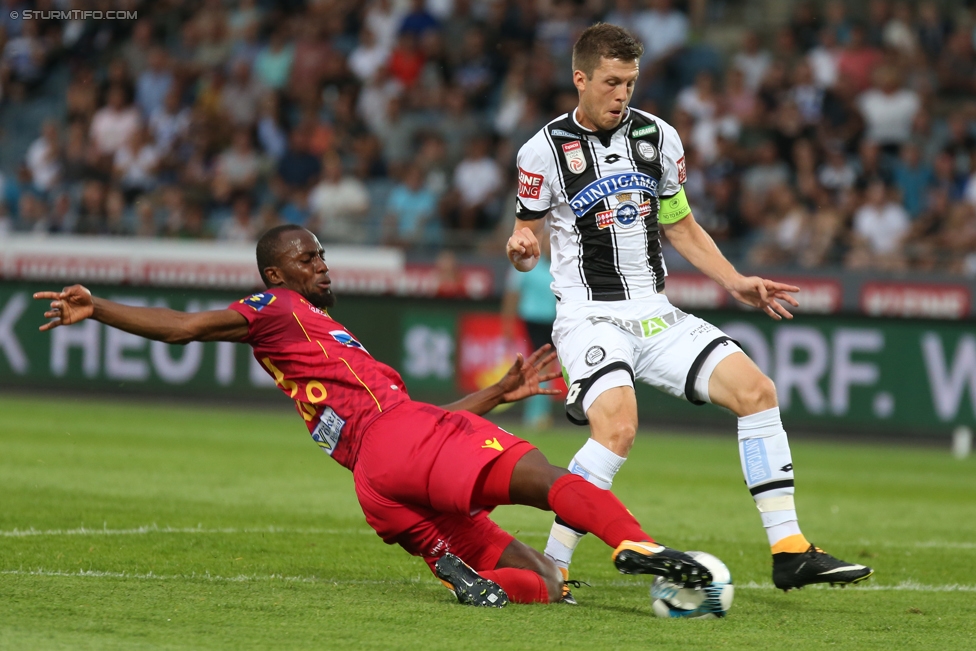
[734,374,778,416]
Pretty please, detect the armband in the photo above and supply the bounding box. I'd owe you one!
[658,187,692,225]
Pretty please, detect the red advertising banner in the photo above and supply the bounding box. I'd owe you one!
[777,277,843,314]
[456,313,566,398]
[664,273,726,309]
[861,282,971,320]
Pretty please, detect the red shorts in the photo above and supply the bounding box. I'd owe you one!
[352,402,534,567]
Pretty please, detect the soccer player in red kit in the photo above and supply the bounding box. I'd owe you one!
[35,225,713,608]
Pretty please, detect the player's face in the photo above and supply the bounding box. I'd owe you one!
[271,230,336,309]
[574,57,639,131]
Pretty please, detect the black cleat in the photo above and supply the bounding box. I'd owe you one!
[434,553,509,608]
[773,544,874,591]
[558,567,579,605]
[612,541,713,589]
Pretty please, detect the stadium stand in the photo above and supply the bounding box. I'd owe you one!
[0,0,974,276]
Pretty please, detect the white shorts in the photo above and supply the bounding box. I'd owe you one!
[552,294,741,425]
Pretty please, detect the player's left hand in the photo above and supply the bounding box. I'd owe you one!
[497,344,562,403]
[727,276,799,321]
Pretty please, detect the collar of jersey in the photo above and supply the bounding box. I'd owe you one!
[570,107,632,148]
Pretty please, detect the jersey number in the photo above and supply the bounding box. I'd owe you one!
[262,357,329,421]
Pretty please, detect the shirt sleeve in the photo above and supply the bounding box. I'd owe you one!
[515,138,553,221]
[657,120,687,198]
[227,289,288,344]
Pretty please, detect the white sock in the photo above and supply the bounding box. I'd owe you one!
[544,439,626,569]
[737,407,805,549]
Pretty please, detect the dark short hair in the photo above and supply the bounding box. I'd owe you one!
[572,23,644,79]
[256,224,306,287]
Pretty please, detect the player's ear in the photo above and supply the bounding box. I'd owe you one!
[264,266,284,286]
[573,68,587,93]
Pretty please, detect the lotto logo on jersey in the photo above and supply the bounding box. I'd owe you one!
[517,167,544,200]
[240,293,276,311]
[677,156,687,184]
[330,330,367,352]
[562,141,587,174]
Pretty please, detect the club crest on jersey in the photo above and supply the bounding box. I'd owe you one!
[562,141,587,174]
[596,192,651,229]
[240,292,276,311]
[330,330,367,352]
[637,141,658,162]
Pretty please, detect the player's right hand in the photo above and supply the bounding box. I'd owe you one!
[506,227,541,271]
[33,285,94,331]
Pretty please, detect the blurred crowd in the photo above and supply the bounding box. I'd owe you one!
[1,0,976,275]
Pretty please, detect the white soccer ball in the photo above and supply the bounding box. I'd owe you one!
[650,551,734,619]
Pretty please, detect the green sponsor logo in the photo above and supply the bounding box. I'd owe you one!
[630,124,658,138]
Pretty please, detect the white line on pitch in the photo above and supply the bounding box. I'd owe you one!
[2,569,974,593]
[3,526,973,551]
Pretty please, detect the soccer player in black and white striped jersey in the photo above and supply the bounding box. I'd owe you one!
[506,23,873,595]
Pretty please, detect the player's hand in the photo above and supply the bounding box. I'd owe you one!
[497,344,561,403]
[33,285,95,331]
[727,276,799,321]
[506,227,541,272]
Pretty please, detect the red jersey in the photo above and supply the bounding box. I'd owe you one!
[228,287,411,470]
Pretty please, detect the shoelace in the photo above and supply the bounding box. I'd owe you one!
[564,579,590,589]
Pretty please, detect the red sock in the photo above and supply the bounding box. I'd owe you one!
[547,474,654,548]
[480,568,550,604]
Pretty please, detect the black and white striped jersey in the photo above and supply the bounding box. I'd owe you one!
[515,108,686,302]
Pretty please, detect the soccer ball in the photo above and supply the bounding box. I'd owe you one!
[650,551,734,619]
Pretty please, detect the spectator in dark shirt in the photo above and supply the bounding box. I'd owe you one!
[274,130,321,198]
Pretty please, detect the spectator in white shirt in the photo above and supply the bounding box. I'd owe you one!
[641,0,688,67]
[858,66,920,151]
[26,120,61,193]
[149,87,192,156]
[734,31,771,91]
[807,27,840,89]
[451,136,502,231]
[213,129,264,204]
[113,125,160,201]
[849,179,910,269]
[348,27,389,83]
[309,153,371,243]
[90,85,142,158]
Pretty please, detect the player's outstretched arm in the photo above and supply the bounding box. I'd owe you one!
[440,344,561,416]
[34,284,250,344]
[662,213,800,320]
[505,219,545,272]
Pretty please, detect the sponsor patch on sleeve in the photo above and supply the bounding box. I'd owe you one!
[676,156,687,185]
[517,167,544,200]
[240,292,276,312]
[311,406,345,456]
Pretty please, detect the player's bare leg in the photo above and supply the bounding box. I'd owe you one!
[708,352,873,590]
[543,386,637,585]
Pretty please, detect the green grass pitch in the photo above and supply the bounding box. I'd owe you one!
[1,395,974,650]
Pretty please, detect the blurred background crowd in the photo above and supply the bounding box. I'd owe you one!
[1,0,975,275]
